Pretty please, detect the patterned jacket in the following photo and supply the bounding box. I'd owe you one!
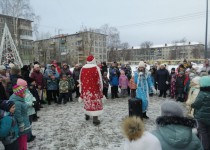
[59,80,69,93]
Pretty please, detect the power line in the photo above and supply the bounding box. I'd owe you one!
[115,11,207,29]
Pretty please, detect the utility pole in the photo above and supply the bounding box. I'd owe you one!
[205,0,208,58]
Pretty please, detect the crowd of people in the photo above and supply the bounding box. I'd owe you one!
[0,57,210,150]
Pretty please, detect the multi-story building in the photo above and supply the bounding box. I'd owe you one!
[33,31,107,65]
[0,14,34,65]
[107,42,205,64]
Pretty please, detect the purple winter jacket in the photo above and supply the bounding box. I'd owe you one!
[119,75,128,89]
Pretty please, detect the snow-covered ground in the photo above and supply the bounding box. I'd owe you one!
[0,94,187,150]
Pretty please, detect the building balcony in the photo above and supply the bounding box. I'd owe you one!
[60,39,66,44]
[18,25,32,31]
[20,45,33,50]
[20,35,33,40]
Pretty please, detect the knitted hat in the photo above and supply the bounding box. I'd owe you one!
[0,65,6,70]
[13,85,26,97]
[199,76,210,87]
[86,55,96,64]
[138,61,146,68]
[161,101,184,117]
[9,63,15,68]
[0,100,15,112]
[17,78,27,87]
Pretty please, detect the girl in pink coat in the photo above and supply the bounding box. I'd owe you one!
[119,70,129,97]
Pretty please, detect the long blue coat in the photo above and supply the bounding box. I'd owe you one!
[134,71,154,112]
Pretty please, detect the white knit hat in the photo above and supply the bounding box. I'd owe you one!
[139,61,145,68]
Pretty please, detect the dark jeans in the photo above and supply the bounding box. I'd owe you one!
[130,89,136,98]
[69,90,73,101]
[58,93,69,103]
[103,88,108,98]
[47,90,57,103]
[4,139,19,150]
[111,86,118,98]
[75,86,80,97]
[27,115,33,140]
[127,87,130,96]
[159,90,166,96]
[197,121,210,150]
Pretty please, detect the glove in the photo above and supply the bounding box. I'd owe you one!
[152,87,157,94]
[166,81,169,85]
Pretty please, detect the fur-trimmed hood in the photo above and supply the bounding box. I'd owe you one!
[122,116,144,141]
[156,116,197,128]
[153,116,198,148]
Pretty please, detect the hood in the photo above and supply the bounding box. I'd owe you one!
[122,116,144,141]
[46,64,51,70]
[156,116,196,148]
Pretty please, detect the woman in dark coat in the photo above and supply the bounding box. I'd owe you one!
[156,64,169,98]
[101,62,108,76]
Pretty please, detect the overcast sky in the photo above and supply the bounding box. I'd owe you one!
[31,0,207,46]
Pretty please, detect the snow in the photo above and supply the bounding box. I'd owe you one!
[0,94,187,150]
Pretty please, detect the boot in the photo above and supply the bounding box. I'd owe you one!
[85,114,90,120]
[143,112,149,119]
[93,116,100,125]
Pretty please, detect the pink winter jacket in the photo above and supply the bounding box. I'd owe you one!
[119,75,128,89]
[129,78,137,89]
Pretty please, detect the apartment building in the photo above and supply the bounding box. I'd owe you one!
[33,31,107,65]
[0,14,34,65]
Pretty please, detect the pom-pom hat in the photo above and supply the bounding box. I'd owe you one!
[138,61,146,68]
[86,55,96,64]
[17,78,27,87]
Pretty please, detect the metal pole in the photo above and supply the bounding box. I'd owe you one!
[205,0,208,58]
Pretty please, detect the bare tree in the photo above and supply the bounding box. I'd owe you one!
[140,41,153,60]
[99,24,120,50]
[0,0,40,44]
[119,42,129,50]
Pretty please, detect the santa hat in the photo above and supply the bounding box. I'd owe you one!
[138,61,146,68]
[86,55,96,64]
[13,85,26,96]
[17,78,27,87]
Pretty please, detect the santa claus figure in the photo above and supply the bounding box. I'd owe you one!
[79,55,105,125]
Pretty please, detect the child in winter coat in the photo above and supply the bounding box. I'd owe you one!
[16,78,36,142]
[186,76,200,118]
[0,100,19,150]
[110,69,119,99]
[176,71,185,102]
[170,68,176,98]
[9,85,30,150]
[102,72,109,99]
[192,76,210,150]
[129,76,137,98]
[58,75,69,104]
[119,70,129,97]
[121,116,162,150]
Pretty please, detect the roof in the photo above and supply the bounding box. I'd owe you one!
[131,42,204,49]
[0,14,33,22]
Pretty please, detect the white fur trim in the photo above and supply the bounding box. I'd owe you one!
[96,66,103,91]
[102,95,107,103]
[78,97,83,103]
[84,109,103,116]
[82,64,97,68]
[87,58,96,64]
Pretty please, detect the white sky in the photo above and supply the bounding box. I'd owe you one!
[31,0,207,46]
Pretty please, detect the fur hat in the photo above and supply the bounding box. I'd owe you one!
[86,55,96,64]
[17,78,27,87]
[0,100,15,112]
[138,61,146,68]
[161,101,184,117]
[199,76,210,87]
[121,116,144,141]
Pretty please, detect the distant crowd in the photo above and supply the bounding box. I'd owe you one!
[0,58,210,150]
